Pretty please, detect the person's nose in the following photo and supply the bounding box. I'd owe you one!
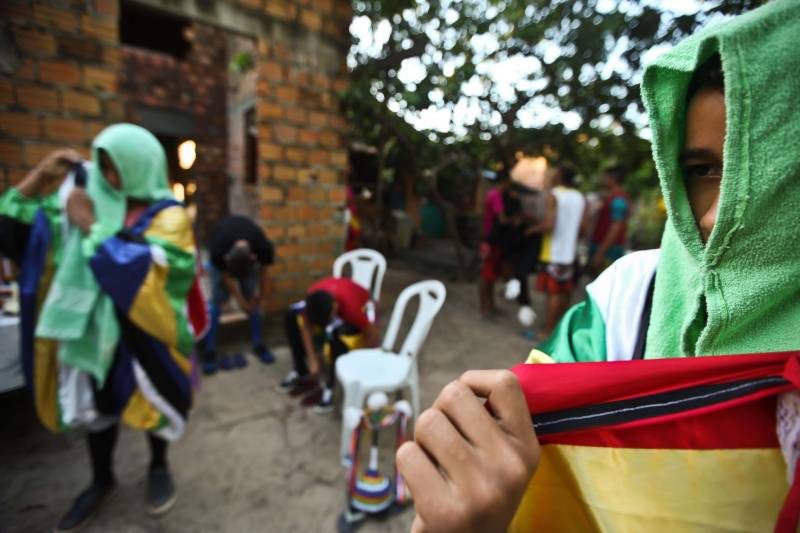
[700,190,720,242]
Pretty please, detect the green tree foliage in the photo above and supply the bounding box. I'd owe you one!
[345,0,760,199]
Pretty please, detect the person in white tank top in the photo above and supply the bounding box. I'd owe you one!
[535,165,586,335]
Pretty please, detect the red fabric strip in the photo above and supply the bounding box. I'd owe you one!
[512,351,800,449]
[775,459,800,533]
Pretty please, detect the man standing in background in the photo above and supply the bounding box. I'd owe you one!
[588,166,630,275]
[204,215,275,373]
[535,165,586,336]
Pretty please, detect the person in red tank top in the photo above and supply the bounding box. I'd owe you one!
[589,166,631,275]
[279,277,380,414]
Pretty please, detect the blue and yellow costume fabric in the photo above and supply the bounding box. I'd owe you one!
[0,123,200,440]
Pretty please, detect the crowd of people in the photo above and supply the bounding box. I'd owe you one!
[478,161,631,338]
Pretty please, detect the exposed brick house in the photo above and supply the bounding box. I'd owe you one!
[0,0,352,310]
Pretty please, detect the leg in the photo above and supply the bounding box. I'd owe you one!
[55,424,119,532]
[284,309,308,376]
[544,292,561,336]
[88,423,119,487]
[311,326,354,414]
[239,266,272,363]
[280,308,316,392]
[148,432,168,472]
[203,264,228,373]
[146,433,177,516]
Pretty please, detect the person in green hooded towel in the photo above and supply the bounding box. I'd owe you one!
[0,124,204,531]
[392,1,800,531]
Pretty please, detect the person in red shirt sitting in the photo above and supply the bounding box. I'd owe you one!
[279,277,380,413]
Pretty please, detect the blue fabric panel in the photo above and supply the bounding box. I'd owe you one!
[19,209,50,391]
[90,236,151,313]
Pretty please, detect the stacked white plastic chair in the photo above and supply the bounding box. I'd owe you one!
[336,280,446,464]
[332,248,386,323]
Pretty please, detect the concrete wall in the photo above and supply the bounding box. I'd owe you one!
[0,0,352,310]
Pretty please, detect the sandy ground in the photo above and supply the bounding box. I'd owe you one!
[1,267,551,533]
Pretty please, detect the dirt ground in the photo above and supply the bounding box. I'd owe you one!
[1,267,552,533]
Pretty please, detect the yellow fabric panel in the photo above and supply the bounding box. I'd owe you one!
[144,205,194,252]
[168,345,191,376]
[121,390,162,431]
[323,332,368,363]
[540,232,552,263]
[509,444,788,533]
[525,349,555,364]
[129,263,177,347]
[33,338,60,432]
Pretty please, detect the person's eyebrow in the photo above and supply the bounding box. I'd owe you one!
[680,148,721,164]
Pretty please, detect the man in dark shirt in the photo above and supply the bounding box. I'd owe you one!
[279,277,380,414]
[204,215,275,373]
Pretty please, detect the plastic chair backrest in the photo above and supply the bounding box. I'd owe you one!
[381,280,446,360]
[332,249,387,303]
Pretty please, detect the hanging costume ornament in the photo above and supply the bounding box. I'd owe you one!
[338,392,412,533]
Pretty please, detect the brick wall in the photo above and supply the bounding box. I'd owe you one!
[255,1,352,307]
[0,0,122,189]
[0,0,353,310]
[119,22,228,242]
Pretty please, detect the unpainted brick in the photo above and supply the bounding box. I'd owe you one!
[24,142,68,165]
[33,5,79,32]
[0,112,40,137]
[63,90,101,116]
[0,81,14,105]
[0,141,23,166]
[285,147,307,163]
[93,0,118,16]
[16,84,60,112]
[259,142,283,161]
[80,15,117,42]
[273,165,297,182]
[13,28,57,56]
[83,66,115,91]
[59,36,102,62]
[39,60,82,86]
[43,117,86,142]
[264,0,297,20]
[260,185,284,202]
[273,124,298,144]
[300,9,323,31]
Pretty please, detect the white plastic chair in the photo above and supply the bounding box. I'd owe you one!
[333,249,387,323]
[336,280,446,464]
[333,248,387,302]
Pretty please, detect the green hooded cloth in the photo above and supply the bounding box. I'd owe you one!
[641,0,800,357]
[35,124,173,384]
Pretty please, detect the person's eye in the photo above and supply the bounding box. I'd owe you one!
[684,163,722,180]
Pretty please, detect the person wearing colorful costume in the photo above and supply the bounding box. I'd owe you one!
[0,124,203,532]
[396,2,800,532]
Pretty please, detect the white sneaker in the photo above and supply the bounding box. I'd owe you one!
[518,305,536,327]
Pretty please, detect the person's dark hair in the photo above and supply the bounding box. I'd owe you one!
[226,242,254,279]
[604,165,627,184]
[496,166,511,183]
[558,164,577,187]
[687,54,724,102]
[305,290,335,327]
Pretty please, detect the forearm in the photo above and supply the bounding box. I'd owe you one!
[300,319,319,372]
[223,274,247,309]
